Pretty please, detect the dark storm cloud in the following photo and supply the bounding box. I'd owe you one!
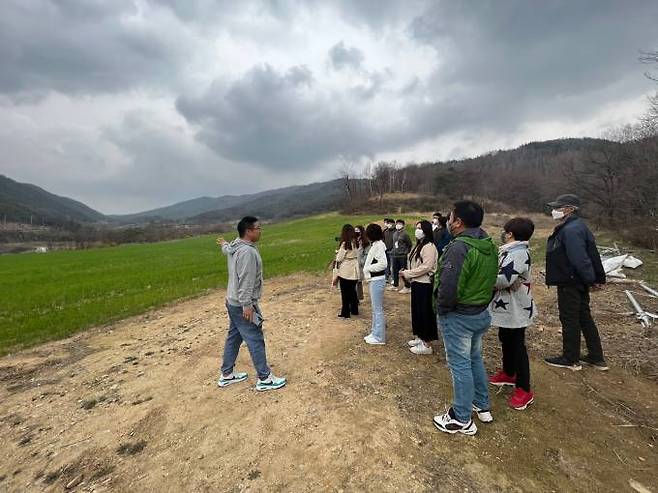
[0,0,189,97]
[1,0,656,213]
[405,0,658,133]
[176,63,381,169]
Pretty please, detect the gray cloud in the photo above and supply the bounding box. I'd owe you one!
[0,0,656,213]
[329,41,365,71]
[0,0,192,98]
[176,63,378,169]
[406,1,658,133]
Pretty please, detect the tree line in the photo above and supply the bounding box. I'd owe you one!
[340,52,658,249]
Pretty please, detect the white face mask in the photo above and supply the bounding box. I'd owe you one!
[551,209,565,220]
[395,224,403,230]
[415,229,425,240]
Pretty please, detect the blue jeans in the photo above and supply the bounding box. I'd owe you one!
[439,310,491,423]
[222,302,271,380]
[368,277,386,342]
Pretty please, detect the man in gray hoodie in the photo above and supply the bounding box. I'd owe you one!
[216,216,286,392]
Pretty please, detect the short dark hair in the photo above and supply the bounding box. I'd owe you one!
[384,217,394,223]
[438,216,448,227]
[504,217,535,242]
[396,219,405,225]
[237,216,259,237]
[452,201,484,228]
[366,223,383,242]
[433,212,443,218]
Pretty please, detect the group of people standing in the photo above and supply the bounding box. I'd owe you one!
[215,193,608,438]
[332,215,454,352]
[331,195,608,436]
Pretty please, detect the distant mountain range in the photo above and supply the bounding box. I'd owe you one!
[0,137,611,228]
[0,175,105,225]
[0,174,348,227]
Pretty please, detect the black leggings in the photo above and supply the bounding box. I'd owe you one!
[498,327,530,392]
[339,278,359,317]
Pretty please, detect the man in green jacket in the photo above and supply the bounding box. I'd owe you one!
[433,201,498,436]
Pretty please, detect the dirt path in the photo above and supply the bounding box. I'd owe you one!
[0,273,656,492]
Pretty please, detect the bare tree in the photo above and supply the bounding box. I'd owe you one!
[337,156,355,211]
[640,49,658,81]
[371,161,392,203]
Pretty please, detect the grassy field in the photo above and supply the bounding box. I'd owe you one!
[1,212,656,355]
[0,213,399,355]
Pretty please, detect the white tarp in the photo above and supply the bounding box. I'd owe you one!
[602,254,643,279]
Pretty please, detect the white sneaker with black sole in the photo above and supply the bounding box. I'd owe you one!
[255,373,287,392]
[472,404,494,423]
[433,408,477,435]
[217,371,248,387]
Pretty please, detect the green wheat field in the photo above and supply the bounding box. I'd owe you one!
[1,213,655,356]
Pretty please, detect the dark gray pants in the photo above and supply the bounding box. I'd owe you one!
[391,256,410,288]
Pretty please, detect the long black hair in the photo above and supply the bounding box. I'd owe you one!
[409,220,434,262]
[355,224,369,248]
[340,224,356,250]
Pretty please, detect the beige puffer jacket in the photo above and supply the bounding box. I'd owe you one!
[336,242,360,280]
[404,242,438,284]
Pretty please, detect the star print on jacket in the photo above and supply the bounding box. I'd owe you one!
[523,300,534,318]
[494,298,509,310]
[499,261,520,282]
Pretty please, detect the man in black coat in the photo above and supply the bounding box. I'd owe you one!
[544,194,608,371]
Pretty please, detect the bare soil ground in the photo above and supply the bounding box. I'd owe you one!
[1,271,657,492]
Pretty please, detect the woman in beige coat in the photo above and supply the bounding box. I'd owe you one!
[334,224,360,318]
[401,220,439,354]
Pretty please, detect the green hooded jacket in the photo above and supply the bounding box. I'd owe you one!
[434,231,498,314]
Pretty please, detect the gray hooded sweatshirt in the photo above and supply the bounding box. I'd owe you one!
[222,238,263,307]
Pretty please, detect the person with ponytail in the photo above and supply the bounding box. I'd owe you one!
[400,220,439,355]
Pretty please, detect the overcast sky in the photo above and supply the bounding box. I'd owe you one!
[1,0,656,214]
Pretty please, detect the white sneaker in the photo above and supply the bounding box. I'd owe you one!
[364,334,385,345]
[409,343,433,355]
[386,285,397,291]
[472,404,494,423]
[255,373,287,392]
[433,409,477,436]
[407,337,423,347]
[217,371,248,387]
[398,287,411,294]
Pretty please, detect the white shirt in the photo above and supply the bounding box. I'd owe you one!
[362,240,388,280]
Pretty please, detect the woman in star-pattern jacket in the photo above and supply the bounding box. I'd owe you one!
[488,217,537,411]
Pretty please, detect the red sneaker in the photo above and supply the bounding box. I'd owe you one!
[489,370,516,387]
[508,388,534,410]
